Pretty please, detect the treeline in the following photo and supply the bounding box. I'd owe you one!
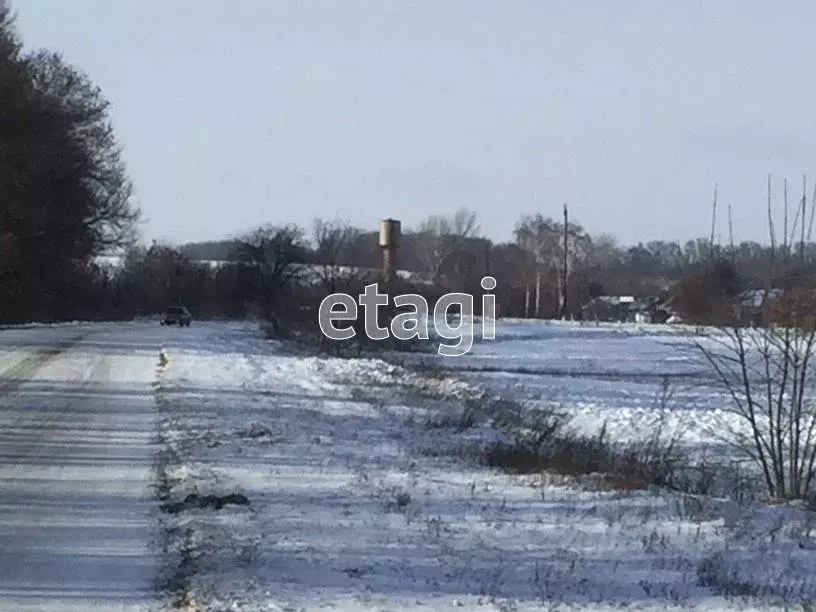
[0,10,138,322]
[173,211,816,323]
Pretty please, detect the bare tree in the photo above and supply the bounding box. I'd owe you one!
[695,177,816,500]
[413,207,480,284]
[232,224,305,327]
[25,49,140,254]
[514,213,592,318]
[311,217,366,294]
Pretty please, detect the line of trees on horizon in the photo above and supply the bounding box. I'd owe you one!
[102,205,816,330]
[166,211,813,317]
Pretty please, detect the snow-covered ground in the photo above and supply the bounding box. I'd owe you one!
[153,320,816,610]
[3,319,816,610]
[409,319,742,455]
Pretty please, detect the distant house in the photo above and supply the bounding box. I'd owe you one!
[582,296,638,323]
[642,294,677,324]
[737,288,783,326]
[581,294,677,324]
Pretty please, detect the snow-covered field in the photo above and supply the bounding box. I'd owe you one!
[410,319,742,455]
[153,320,816,610]
[3,319,816,610]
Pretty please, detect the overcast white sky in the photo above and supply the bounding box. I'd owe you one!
[14,1,816,246]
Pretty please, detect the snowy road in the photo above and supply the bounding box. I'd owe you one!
[0,323,164,611]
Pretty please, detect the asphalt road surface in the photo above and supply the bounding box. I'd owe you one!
[0,323,165,611]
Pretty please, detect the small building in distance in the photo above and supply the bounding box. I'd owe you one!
[581,295,636,323]
[581,294,676,324]
[737,288,783,326]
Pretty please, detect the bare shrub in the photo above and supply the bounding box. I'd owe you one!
[412,383,696,494]
[693,176,816,502]
[614,418,686,489]
[695,309,816,501]
[479,405,692,493]
[669,458,760,504]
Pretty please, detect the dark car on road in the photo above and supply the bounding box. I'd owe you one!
[162,306,191,327]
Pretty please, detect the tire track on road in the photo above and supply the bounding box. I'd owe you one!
[0,333,94,463]
[0,334,91,395]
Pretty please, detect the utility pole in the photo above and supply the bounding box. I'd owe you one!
[562,202,569,320]
[709,183,718,258]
